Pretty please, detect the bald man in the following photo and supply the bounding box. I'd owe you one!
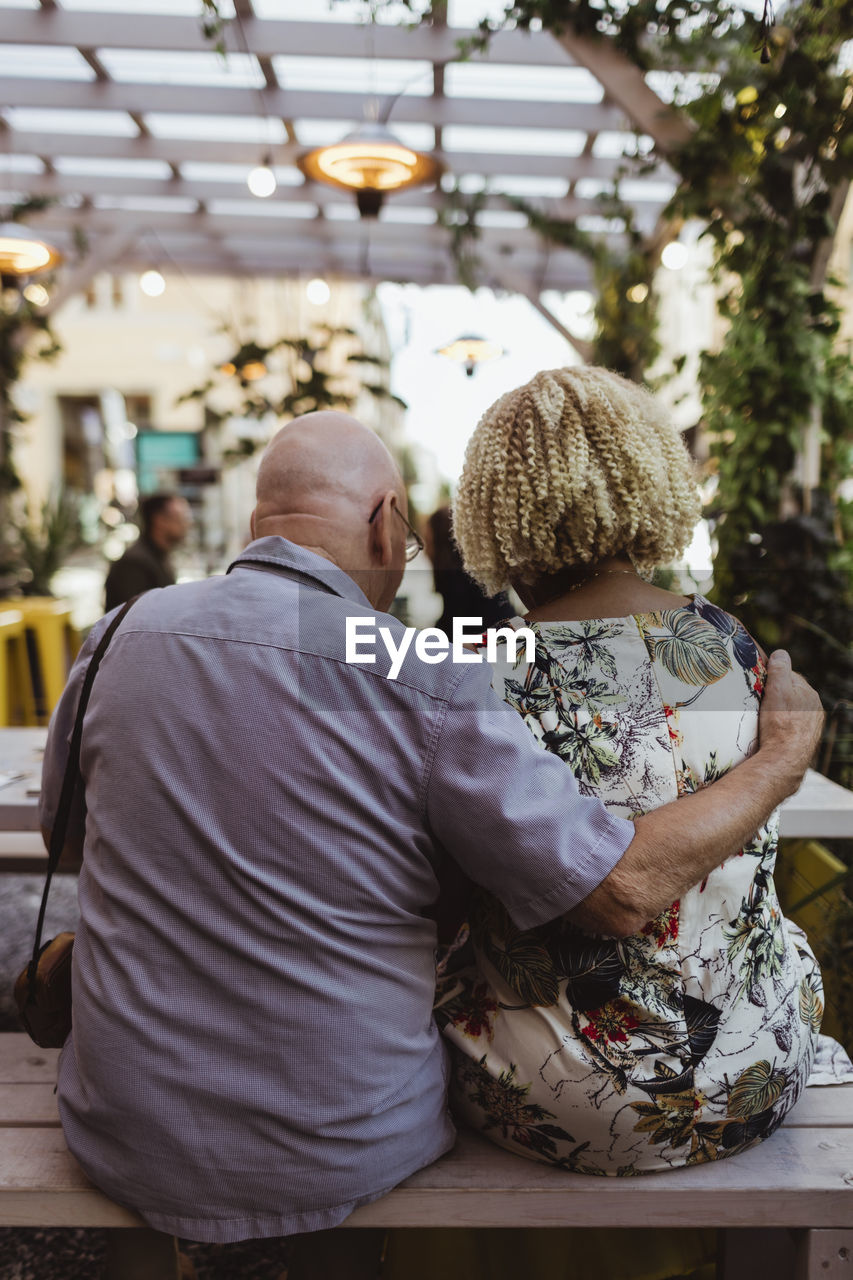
[40,411,822,1271]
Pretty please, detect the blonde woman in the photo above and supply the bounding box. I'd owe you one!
[439,365,822,1175]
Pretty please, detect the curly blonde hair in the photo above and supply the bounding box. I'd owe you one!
[453,366,701,595]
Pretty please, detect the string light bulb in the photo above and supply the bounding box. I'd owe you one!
[139,269,166,297]
[248,160,277,199]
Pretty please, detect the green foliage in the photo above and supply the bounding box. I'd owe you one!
[437,182,489,292]
[423,0,853,783]
[199,0,228,57]
[177,323,406,462]
[10,490,83,597]
[508,190,660,380]
[0,296,61,498]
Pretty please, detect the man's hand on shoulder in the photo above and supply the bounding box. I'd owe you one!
[756,649,824,801]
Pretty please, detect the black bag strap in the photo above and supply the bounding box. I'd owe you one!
[27,597,138,989]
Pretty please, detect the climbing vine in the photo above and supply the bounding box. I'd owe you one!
[390,0,853,784]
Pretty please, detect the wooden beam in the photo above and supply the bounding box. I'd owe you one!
[43,229,136,317]
[78,49,109,82]
[550,30,693,155]
[12,171,665,225]
[0,11,581,66]
[0,78,626,134]
[2,129,678,186]
[489,264,594,361]
[29,202,627,255]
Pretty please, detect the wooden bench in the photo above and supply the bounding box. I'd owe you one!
[1,1034,851,1279]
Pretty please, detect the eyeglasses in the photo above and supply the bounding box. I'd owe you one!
[368,499,424,562]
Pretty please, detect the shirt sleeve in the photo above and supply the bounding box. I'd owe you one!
[424,661,634,931]
[38,612,114,840]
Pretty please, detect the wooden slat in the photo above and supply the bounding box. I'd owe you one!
[346,1128,853,1229]
[0,1129,143,1226]
[783,1086,853,1128]
[0,1125,851,1229]
[794,1229,853,1279]
[0,11,586,67]
[0,1084,60,1127]
[0,1039,60,1083]
[0,77,625,134]
[1,1079,851,1134]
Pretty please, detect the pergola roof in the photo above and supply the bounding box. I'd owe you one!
[0,0,690,314]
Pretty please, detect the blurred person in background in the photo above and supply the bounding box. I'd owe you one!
[104,492,191,610]
[425,505,513,638]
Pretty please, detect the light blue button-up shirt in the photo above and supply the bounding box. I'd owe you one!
[41,538,633,1242]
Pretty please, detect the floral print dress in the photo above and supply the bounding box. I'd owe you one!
[438,597,822,1174]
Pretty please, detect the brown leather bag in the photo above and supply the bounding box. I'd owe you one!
[14,932,75,1049]
[13,598,137,1049]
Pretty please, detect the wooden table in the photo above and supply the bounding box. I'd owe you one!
[0,728,850,873]
[0,729,46,833]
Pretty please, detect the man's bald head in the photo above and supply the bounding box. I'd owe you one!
[254,411,402,531]
[249,410,409,610]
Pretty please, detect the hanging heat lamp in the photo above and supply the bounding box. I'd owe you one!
[297,121,442,219]
[0,222,62,278]
[437,335,504,377]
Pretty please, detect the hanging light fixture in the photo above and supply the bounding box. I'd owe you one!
[297,121,442,219]
[0,222,62,277]
[437,335,504,378]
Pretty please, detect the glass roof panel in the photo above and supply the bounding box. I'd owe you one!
[487,175,571,198]
[450,172,570,199]
[253,0,410,22]
[577,214,626,233]
[443,125,586,156]
[295,119,434,152]
[208,198,316,219]
[592,132,654,157]
[476,209,529,229]
[293,119,358,148]
[97,50,265,88]
[447,0,519,27]
[180,161,304,186]
[55,155,173,179]
[380,206,436,225]
[445,63,602,103]
[93,194,200,213]
[322,203,360,221]
[273,56,433,97]
[58,0,235,12]
[575,176,675,202]
[0,154,44,174]
[3,107,139,135]
[646,70,720,104]
[1,44,96,80]
[145,114,287,143]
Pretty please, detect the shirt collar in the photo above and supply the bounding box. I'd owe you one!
[228,536,374,610]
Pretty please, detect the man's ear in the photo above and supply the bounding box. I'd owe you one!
[368,491,396,567]
[249,509,256,540]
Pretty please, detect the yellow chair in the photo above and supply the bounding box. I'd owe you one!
[0,598,80,724]
[0,609,38,725]
[776,837,849,1044]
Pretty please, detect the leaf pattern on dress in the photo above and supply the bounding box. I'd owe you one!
[648,611,731,686]
[542,716,622,784]
[798,974,824,1032]
[683,994,722,1068]
[547,930,625,1012]
[544,620,619,682]
[727,1060,787,1118]
[442,598,821,1176]
[487,936,561,1007]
